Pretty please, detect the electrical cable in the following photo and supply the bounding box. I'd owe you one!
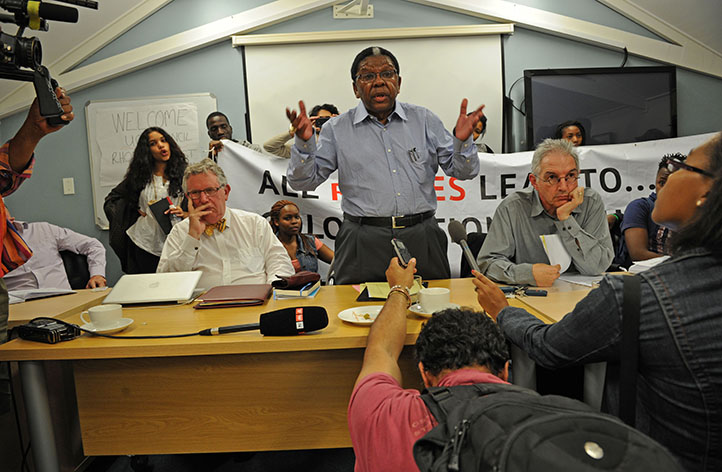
[29,317,202,340]
[620,47,628,67]
[506,76,526,115]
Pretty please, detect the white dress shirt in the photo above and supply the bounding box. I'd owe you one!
[157,208,294,289]
[4,221,106,290]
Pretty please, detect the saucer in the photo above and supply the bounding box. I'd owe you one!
[81,318,134,335]
[337,305,384,325]
[409,303,460,318]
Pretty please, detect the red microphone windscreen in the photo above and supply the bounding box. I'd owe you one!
[259,306,328,336]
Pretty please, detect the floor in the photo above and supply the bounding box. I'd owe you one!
[84,450,355,472]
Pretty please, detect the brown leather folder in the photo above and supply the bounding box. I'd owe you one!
[194,284,272,309]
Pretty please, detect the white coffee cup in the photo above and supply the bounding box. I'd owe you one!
[418,287,451,314]
[81,304,123,328]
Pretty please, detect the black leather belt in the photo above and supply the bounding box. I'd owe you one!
[344,211,435,229]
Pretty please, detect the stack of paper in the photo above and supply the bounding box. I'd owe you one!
[629,256,670,273]
[8,288,75,305]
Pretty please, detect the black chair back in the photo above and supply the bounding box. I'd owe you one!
[460,232,487,278]
[60,250,90,290]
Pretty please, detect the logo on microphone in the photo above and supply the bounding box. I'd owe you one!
[295,308,304,330]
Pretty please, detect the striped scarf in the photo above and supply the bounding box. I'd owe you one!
[0,204,32,275]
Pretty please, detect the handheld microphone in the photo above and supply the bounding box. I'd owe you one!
[448,220,480,274]
[36,2,79,23]
[199,306,328,336]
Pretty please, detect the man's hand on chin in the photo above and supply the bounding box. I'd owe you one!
[187,200,211,240]
[556,187,584,221]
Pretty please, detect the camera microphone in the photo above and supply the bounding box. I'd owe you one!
[199,306,329,336]
[36,2,79,23]
[448,220,480,274]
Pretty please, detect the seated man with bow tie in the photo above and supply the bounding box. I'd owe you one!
[157,159,293,289]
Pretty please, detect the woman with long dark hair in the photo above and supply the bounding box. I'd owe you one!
[269,200,333,273]
[104,127,188,273]
[474,132,722,470]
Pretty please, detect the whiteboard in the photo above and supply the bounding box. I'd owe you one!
[86,93,217,229]
[244,36,503,153]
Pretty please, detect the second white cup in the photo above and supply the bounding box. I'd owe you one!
[81,304,123,328]
[418,287,451,314]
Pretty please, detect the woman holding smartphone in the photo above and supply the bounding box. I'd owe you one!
[105,127,188,273]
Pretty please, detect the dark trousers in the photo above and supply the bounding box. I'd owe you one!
[126,241,161,274]
[334,217,450,285]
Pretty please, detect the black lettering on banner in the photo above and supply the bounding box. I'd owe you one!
[522,174,531,189]
[599,167,621,193]
[305,214,315,237]
[281,175,299,197]
[500,174,516,198]
[579,168,597,187]
[461,217,481,234]
[486,216,493,232]
[479,176,497,200]
[323,217,342,240]
[258,170,280,195]
[302,190,319,199]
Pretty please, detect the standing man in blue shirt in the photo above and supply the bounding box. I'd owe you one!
[286,46,484,283]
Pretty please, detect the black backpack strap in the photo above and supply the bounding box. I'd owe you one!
[620,275,641,426]
[420,382,537,423]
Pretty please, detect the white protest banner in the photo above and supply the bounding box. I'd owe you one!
[218,133,713,277]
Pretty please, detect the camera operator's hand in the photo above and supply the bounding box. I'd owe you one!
[8,87,73,172]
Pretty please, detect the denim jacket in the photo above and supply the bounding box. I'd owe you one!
[498,248,722,471]
[295,234,318,273]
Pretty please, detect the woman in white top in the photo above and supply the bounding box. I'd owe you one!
[104,127,188,273]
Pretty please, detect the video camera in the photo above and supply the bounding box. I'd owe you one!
[0,0,97,125]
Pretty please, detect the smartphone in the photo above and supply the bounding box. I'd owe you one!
[391,238,412,267]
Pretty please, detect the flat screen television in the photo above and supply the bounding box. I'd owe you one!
[524,66,677,149]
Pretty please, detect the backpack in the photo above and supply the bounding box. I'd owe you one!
[413,382,682,472]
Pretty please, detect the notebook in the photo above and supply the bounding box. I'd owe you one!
[103,271,202,305]
[194,284,272,309]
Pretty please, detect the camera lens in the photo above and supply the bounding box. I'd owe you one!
[315,116,331,129]
[16,35,42,69]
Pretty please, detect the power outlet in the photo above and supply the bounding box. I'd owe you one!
[62,177,75,195]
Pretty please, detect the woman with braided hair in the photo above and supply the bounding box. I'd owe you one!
[269,200,333,273]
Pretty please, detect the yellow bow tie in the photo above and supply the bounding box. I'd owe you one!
[204,218,227,236]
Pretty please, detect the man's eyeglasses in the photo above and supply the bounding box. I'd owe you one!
[186,185,224,200]
[355,69,397,83]
[663,155,713,178]
[538,172,580,186]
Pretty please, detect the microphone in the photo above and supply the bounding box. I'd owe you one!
[199,306,328,336]
[35,2,79,23]
[448,220,480,274]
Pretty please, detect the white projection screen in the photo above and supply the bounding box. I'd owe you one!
[244,35,503,152]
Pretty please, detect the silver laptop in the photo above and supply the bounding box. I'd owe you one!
[103,271,202,305]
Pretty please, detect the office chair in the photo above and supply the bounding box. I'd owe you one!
[60,251,91,289]
[459,232,487,278]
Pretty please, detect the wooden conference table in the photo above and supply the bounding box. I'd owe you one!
[8,288,110,328]
[0,279,592,472]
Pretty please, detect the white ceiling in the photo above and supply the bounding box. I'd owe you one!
[1,0,721,115]
[630,0,722,54]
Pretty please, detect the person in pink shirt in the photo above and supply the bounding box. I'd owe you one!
[347,257,510,472]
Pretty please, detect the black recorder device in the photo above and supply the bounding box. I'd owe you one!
[17,318,80,344]
[391,238,412,267]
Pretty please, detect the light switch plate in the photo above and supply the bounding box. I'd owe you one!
[62,177,75,195]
